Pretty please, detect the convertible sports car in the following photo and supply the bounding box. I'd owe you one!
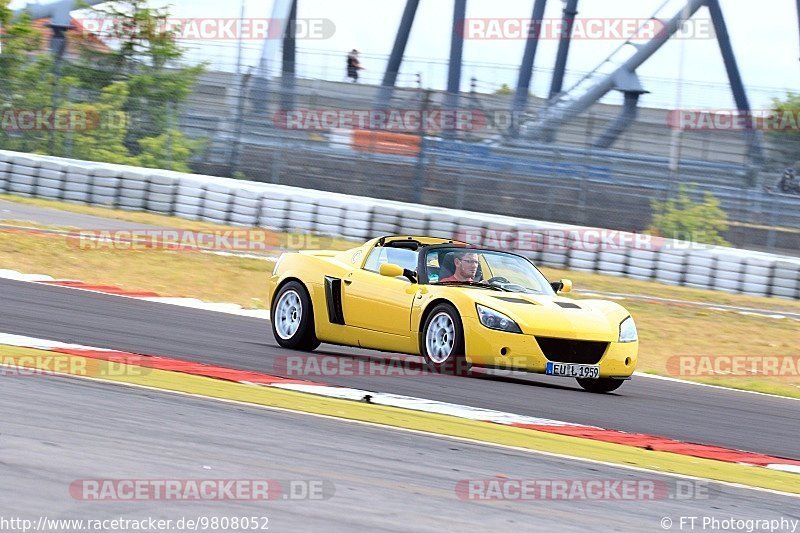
[268,235,638,393]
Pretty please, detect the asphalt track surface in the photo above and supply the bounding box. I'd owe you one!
[1,278,799,461]
[1,197,799,459]
[2,374,798,532]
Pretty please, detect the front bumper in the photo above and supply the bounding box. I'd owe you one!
[463,317,638,378]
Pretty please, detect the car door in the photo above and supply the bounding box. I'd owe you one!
[341,247,419,342]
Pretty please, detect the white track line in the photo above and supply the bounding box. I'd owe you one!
[273,383,587,427]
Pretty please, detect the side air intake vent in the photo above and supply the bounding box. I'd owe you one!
[555,302,581,309]
[324,276,345,325]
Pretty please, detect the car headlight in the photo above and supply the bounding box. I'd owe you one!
[476,304,522,334]
[619,316,638,343]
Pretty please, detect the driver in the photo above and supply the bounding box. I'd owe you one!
[440,251,479,282]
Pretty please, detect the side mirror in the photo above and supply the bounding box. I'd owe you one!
[551,279,573,293]
[379,263,417,283]
[379,263,405,278]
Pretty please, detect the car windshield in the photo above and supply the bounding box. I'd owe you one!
[425,248,553,294]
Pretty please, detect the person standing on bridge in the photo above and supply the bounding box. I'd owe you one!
[347,49,364,83]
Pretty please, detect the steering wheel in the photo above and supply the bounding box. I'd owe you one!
[487,276,510,284]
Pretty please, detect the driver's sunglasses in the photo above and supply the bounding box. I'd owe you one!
[458,259,480,265]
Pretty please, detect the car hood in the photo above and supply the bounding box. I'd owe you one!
[473,292,630,342]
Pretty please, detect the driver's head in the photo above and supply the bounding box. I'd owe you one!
[453,251,479,281]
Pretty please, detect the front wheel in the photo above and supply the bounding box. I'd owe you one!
[576,377,624,393]
[271,281,320,351]
[420,303,469,375]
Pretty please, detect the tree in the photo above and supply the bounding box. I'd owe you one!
[0,4,42,85]
[67,82,139,164]
[137,129,205,172]
[767,92,800,168]
[74,0,205,154]
[0,5,54,153]
[495,83,513,96]
[648,186,730,246]
[0,0,205,172]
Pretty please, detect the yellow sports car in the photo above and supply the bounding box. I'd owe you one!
[268,235,638,393]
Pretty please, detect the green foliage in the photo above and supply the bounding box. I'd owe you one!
[648,186,730,246]
[495,83,514,96]
[68,82,139,164]
[137,129,206,172]
[123,63,204,145]
[0,0,9,25]
[768,92,800,167]
[77,1,205,152]
[1,7,62,154]
[0,0,205,172]
[0,10,46,106]
[73,0,186,76]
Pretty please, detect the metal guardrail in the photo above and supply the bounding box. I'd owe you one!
[1,150,798,300]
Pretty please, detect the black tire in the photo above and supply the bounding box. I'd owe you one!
[420,303,469,375]
[271,281,320,351]
[576,377,624,394]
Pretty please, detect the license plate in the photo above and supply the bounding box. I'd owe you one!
[546,362,600,379]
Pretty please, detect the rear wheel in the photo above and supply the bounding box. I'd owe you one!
[576,377,624,393]
[420,303,469,375]
[271,281,320,351]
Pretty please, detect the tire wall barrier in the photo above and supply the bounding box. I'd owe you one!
[1,150,798,300]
